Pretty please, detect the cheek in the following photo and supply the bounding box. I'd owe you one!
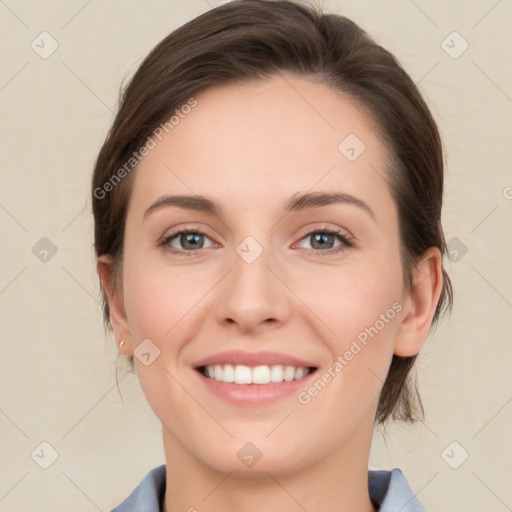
[295,256,402,340]
[294,257,402,400]
[122,242,178,332]
[123,277,174,340]
[122,250,215,348]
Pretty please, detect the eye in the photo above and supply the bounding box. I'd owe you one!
[295,226,353,255]
[158,225,353,257]
[159,229,217,256]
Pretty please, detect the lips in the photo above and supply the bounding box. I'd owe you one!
[192,351,318,405]
[192,349,318,397]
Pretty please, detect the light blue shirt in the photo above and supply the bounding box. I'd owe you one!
[111,464,427,511]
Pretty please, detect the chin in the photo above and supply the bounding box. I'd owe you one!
[194,439,310,478]
[205,456,303,478]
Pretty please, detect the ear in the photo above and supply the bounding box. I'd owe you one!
[393,247,443,357]
[96,254,133,356]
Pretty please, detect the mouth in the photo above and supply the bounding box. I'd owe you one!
[196,364,318,384]
[191,350,320,404]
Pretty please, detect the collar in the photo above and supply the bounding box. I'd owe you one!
[111,464,426,512]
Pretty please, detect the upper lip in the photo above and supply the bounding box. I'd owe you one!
[192,350,318,369]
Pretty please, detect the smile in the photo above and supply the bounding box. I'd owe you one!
[192,350,319,405]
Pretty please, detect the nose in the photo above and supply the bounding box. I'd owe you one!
[214,241,292,335]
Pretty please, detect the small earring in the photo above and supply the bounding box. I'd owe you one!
[119,340,125,347]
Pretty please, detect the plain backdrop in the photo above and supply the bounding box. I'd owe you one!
[0,1,511,511]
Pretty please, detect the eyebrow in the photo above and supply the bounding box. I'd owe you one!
[143,191,376,221]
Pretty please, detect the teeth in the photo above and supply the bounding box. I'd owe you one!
[283,366,295,381]
[222,364,235,382]
[252,365,270,384]
[234,365,252,384]
[202,364,312,384]
[294,367,307,379]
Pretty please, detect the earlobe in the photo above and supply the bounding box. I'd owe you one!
[393,247,443,357]
[96,255,133,355]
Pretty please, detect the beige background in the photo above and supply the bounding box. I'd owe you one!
[1,0,511,510]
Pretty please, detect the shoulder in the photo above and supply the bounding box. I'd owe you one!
[369,467,427,511]
[110,464,166,512]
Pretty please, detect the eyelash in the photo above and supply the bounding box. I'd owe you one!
[158,225,354,257]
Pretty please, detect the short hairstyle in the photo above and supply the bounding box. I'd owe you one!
[92,0,453,424]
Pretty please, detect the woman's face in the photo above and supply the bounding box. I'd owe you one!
[101,73,430,475]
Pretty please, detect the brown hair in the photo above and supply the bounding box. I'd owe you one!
[92,0,453,424]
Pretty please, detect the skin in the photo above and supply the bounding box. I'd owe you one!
[97,73,443,512]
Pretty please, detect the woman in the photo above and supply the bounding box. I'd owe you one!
[92,1,453,510]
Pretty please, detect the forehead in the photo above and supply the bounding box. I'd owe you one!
[129,73,395,222]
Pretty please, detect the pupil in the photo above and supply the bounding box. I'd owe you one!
[312,233,333,250]
[182,233,203,250]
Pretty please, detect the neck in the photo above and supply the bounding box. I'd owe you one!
[161,419,376,512]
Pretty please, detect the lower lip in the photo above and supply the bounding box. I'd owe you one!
[194,369,317,405]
